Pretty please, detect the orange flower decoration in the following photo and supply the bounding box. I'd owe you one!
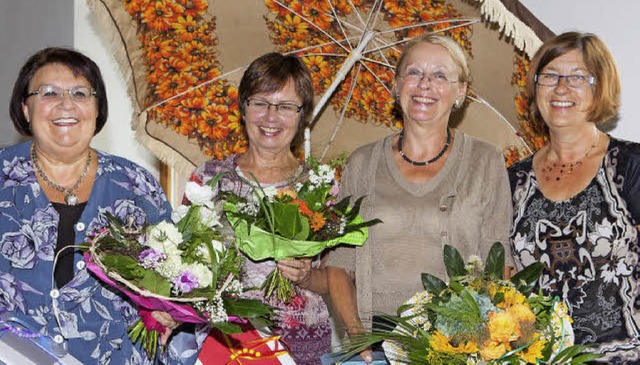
[141,1,183,31]
[309,212,327,232]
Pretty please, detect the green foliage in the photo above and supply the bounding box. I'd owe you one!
[484,242,506,279]
[271,202,309,240]
[422,272,447,294]
[510,262,544,295]
[443,245,465,278]
[140,270,171,297]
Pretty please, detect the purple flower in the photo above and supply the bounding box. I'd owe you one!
[0,272,42,313]
[1,156,37,188]
[0,232,36,269]
[30,206,58,259]
[138,249,167,269]
[172,271,199,294]
[113,199,147,228]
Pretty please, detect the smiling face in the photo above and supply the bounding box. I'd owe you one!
[22,63,97,156]
[536,49,594,129]
[243,79,302,153]
[396,42,467,129]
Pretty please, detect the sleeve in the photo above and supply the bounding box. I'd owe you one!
[480,149,514,266]
[326,149,366,271]
[622,144,640,224]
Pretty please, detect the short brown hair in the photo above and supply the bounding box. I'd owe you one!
[238,52,314,125]
[10,47,108,136]
[527,32,620,124]
[395,33,471,85]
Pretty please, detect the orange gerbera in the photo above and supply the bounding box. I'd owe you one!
[227,112,243,134]
[173,15,198,41]
[265,0,292,18]
[124,0,144,16]
[177,0,208,17]
[177,40,207,64]
[282,14,309,41]
[144,36,176,63]
[300,2,333,30]
[310,212,326,232]
[303,55,332,79]
[141,0,183,31]
[162,73,198,97]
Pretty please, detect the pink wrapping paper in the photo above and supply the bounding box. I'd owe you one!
[84,253,207,324]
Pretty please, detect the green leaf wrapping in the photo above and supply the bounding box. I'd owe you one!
[224,202,368,261]
[510,262,544,295]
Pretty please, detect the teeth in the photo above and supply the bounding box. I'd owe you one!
[260,127,279,133]
[413,96,435,103]
[551,101,573,107]
[53,118,78,126]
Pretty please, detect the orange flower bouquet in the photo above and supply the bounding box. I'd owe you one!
[346,243,600,365]
[222,157,381,302]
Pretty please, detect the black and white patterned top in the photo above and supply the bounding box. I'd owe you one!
[509,136,640,364]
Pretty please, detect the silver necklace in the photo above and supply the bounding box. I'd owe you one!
[31,144,92,205]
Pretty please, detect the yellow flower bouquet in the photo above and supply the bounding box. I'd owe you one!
[346,243,600,364]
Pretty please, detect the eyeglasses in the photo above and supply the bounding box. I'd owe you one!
[26,85,96,103]
[245,98,303,117]
[399,70,459,87]
[535,73,596,88]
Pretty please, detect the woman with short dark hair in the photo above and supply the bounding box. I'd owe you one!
[510,32,640,363]
[0,47,196,363]
[189,52,331,365]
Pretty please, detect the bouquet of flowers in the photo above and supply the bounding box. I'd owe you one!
[346,243,601,364]
[222,157,381,302]
[81,178,272,358]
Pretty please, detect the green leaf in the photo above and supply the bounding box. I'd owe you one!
[421,273,446,294]
[443,245,465,278]
[271,202,310,240]
[212,321,243,334]
[223,297,273,319]
[510,262,544,295]
[103,255,145,280]
[139,270,171,297]
[484,242,506,279]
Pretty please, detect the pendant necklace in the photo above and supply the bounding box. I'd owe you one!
[31,144,92,205]
[398,128,451,166]
[541,129,599,182]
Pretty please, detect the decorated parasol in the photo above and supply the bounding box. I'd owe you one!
[86,0,553,179]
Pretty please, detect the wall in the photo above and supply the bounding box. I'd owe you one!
[73,0,160,177]
[0,0,74,147]
[520,0,640,142]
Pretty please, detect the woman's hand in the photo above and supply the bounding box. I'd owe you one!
[151,311,181,345]
[277,257,312,288]
[347,326,374,364]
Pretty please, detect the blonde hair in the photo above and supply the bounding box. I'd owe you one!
[395,33,471,84]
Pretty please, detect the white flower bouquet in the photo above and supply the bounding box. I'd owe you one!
[81,179,272,357]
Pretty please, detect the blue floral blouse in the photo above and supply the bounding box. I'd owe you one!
[0,141,198,364]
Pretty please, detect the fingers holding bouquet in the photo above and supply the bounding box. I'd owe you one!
[151,311,182,345]
[277,257,313,288]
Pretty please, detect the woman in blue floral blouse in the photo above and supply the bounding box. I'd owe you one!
[0,47,199,363]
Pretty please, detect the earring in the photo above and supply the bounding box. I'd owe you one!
[453,100,460,108]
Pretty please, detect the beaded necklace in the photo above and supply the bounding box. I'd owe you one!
[398,128,451,166]
[541,129,599,182]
